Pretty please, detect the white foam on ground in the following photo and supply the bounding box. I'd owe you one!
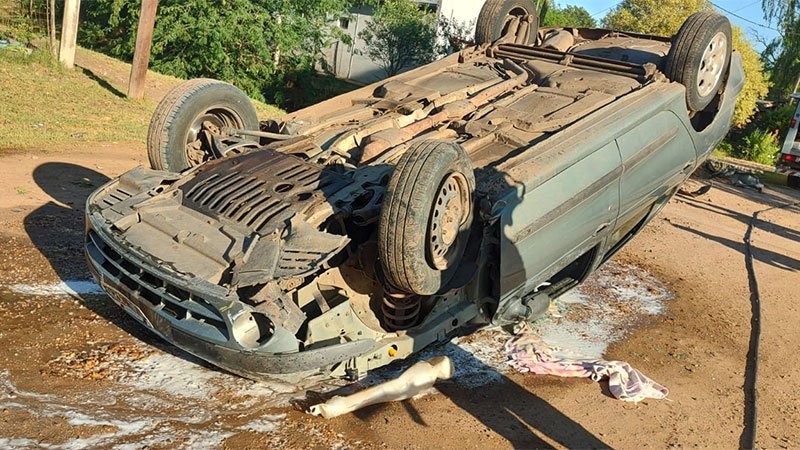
[0,438,41,448]
[122,353,221,399]
[0,262,671,446]
[6,280,104,296]
[534,261,673,359]
[121,351,299,409]
[179,430,235,450]
[369,261,673,388]
[0,369,289,449]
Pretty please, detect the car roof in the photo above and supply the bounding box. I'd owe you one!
[792,93,800,100]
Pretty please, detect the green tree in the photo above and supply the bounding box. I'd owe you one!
[603,0,770,126]
[760,0,800,97]
[358,0,438,77]
[542,4,597,28]
[79,0,351,103]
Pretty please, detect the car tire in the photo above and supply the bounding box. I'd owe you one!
[379,141,476,296]
[664,12,732,113]
[788,175,800,188]
[475,0,538,46]
[148,79,259,172]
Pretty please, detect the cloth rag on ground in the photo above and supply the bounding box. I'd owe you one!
[505,333,669,402]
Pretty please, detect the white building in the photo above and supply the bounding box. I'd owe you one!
[323,0,487,84]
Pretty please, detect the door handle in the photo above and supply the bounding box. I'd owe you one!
[682,161,694,173]
[594,222,611,236]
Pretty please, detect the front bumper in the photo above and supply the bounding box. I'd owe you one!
[84,185,374,380]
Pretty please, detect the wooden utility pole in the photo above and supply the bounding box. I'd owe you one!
[127,0,159,100]
[59,0,81,68]
[48,0,56,57]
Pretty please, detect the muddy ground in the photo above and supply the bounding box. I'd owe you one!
[0,143,798,449]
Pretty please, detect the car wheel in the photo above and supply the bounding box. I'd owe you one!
[475,0,538,46]
[788,175,800,188]
[664,12,732,113]
[379,141,476,296]
[148,79,259,172]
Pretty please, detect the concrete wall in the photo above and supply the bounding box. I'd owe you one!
[323,7,388,85]
[323,0,488,84]
[439,0,485,31]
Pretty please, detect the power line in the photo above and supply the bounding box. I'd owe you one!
[590,6,614,18]
[730,0,761,13]
[710,1,780,31]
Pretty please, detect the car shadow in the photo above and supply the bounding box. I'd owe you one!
[309,157,610,447]
[25,162,228,371]
[434,344,609,448]
[668,221,799,272]
[672,182,800,272]
[305,342,609,448]
[678,194,800,245]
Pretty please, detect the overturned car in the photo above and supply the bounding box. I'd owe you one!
[85,2,743,381]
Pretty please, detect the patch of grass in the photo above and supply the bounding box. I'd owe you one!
[0,47,285,152]
[0,48,155,150]
[253,101,285,119]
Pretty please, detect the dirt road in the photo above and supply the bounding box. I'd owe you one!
[0,143,798,449]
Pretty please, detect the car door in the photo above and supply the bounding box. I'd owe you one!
[615,110,695,228]
[499,140,622,298]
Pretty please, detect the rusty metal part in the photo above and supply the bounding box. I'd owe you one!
[382,291,422,331]
[360,59,531,162]
[233,216,350,287]
[493,43,651,80]
[180,148,350,234]
[185,111,241,163]
[225,127,295,141]
[541,29,575,52]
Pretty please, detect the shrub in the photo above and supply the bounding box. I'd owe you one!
[359,0,438,77]
[740,129,781,165]
[79,0,351,106]
[755,103,796,141]
[714,140,735,157]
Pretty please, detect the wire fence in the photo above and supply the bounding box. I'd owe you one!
[0,0,56,48]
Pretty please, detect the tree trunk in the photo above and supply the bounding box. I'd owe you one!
[48,0,57,57]
[128,0,159,99]
[59,0,81,69]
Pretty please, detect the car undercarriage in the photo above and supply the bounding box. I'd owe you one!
[85,6,744,381]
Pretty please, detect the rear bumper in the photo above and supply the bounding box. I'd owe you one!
[84,186,374,379]
[776,164,800,177]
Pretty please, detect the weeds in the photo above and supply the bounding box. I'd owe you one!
[740,129,781,165]
[715,128,781,166]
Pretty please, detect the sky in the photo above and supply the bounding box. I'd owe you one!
[565,0,781,52]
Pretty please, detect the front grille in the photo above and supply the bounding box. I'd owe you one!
[86,230,229,343]
[180,149,349,234]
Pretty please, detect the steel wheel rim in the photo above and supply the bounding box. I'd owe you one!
[428,172,470,271]
[184,107,242,165]
[697,32,728,98]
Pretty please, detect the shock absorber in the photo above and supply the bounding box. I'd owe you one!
[382,290,421,331]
